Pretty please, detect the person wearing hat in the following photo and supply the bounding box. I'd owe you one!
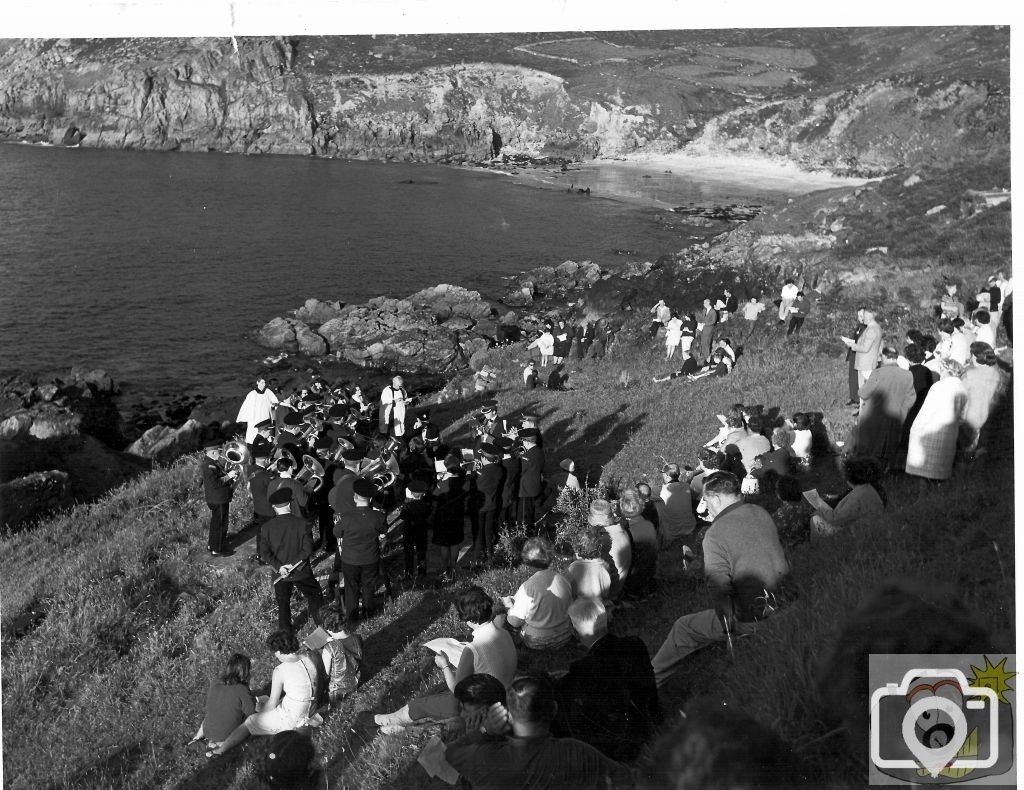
[401,479,433,579]
[473,442,506,566]
[432,454,467,583]
[259,487,324,632]
[517,428,545,527]
[253,418,276,447]
[335,477,387,621]
[558,458,580,492]
[247,441,276,563]
[522,361,538,390]
[497,437,520,530]
[327,447,364,517]
[201,438,239,557]
[588,498,630,602]
[237,377,280,445]
[267,451,309,521]
[650,471,789,688]
[379,375,412,438]
[412,409,436,444]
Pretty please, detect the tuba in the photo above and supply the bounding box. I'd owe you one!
[299,412,323,444]
[295,454,325,493]
[369,470,397,491]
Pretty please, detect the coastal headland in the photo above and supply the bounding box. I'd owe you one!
[0,28,1013,790]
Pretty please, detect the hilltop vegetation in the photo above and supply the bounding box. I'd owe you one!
[0,28,1009,171]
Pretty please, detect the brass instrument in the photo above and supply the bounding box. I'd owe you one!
[369,470,397,490]
[295,454,325,493]
[299,413,323,444]
[270,444,301,475]
[329,435,357,463]
[223,439,251,468]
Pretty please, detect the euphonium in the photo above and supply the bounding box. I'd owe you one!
[299,413,323,444]
[295,454,325,493]
[329,436,356,463]
[222,439,252,472]
[370,471,397,491]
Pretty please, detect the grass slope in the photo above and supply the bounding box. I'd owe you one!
[2,302,1013,788]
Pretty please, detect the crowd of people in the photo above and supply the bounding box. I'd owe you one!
[189,267,1010,787]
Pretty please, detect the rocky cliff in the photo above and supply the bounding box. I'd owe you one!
[0,27,1010,174]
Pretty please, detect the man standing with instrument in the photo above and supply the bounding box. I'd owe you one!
[202,439,239,556]
[260,488,324,632]
[379,375,412,438]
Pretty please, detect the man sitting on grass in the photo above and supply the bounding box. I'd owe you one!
[445,674,632,790]
[651,472,790,688]
[552,598,661,761]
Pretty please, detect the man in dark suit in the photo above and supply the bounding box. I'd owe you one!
[260,488,324,632]
[247,440,275,563]
[554,598,662,761]
[474,442,506,564]
[201,439,238,556]
[517,428,545,527]
[334,478,386,622]
[497,437,520,529]
[697,297,719,360]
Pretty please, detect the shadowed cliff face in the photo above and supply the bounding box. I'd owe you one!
[0,27,1010,174]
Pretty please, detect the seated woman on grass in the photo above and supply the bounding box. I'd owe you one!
[566,529,613,604]
[753,426,796,479]
[805,456,886,537]
[208,630,322,757]
[502,537,574,649]
[652,349,701,382]
[189,652,257,749]
[369,586,517,734]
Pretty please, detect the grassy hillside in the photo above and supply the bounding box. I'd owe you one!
[1,295,1013,788]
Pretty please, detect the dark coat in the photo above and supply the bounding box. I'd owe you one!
[857,364,917,466]
[201,457,234,505]
[518,444,545,498]
[476,461,505,512]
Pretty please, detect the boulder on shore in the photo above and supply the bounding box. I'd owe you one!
[127,419,204,464]
[0,470,73,529]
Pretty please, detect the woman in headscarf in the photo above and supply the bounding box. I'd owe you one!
[904,358,968,482]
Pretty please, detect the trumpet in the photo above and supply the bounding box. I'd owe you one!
[295,454,325,493]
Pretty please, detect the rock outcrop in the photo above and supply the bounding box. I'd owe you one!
[501,260,604,307]
[0,30,1009,174]
[127,419,204,465]
[0,369,150,529]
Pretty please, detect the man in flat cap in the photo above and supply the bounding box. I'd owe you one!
[517,428,545,527]
[237,376,279,445]
[260,487,324,632]
[335,478,387,622]
[201,438,238,556]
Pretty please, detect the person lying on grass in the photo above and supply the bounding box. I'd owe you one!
[369,586,517,734]
[207,630,323,757]
[445,674,633,790]
[189,652,257,749]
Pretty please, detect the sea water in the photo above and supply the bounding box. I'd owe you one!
[0,143,816,403]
